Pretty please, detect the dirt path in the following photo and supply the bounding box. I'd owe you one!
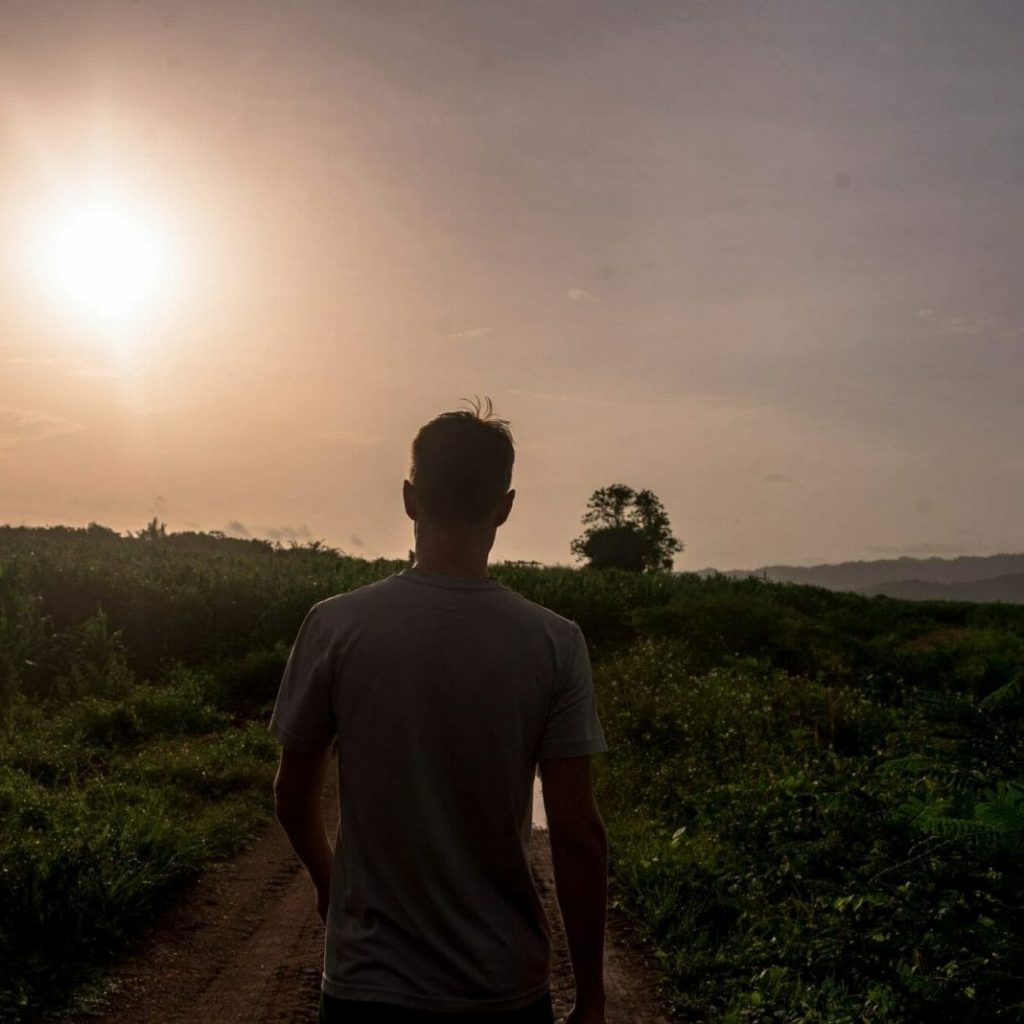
[64,786,672,1024]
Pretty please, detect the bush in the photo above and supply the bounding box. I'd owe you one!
[593,638,1024,1022]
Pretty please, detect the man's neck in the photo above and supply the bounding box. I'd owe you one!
[412,525,493,580]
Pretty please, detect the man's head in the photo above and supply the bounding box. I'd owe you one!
[405,398,515,527]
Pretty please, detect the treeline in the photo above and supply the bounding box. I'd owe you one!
[2,525,1024,1021]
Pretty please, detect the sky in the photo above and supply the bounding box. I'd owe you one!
[2,0,1024,570]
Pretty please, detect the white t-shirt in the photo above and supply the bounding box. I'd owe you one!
[270,568,607,1014]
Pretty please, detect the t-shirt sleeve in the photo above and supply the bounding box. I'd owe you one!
[537,624,608,760]
[269,604,336,753]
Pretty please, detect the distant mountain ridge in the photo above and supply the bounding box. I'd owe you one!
[706,553,1024,604]
[859,573,1024,604]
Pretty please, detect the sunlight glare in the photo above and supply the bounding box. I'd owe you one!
[51,209,161,320]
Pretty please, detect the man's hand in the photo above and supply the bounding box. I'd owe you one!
[541,757,608,1023]
[316,883,331,924]
[274,747,334,922]
[566,998,606,1024]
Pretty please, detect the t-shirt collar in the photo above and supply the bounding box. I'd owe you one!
[398,567,502,591]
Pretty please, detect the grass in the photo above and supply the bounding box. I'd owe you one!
[0,670,279,1023]
[3,524,1024,1022]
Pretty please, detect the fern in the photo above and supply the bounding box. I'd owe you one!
[910,781,1024,855]
[879,755,943,778]
[978,670,1024,714]
[881,755,987,794]
[974,781,1024,836]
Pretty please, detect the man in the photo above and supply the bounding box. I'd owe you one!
[270,402,608,1023]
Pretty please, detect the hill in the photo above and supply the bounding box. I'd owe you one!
[708,552,1024,601]
[863,571,1024,603]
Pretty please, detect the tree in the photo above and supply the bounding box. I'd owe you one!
[136,517,167,541]
[571,484,683,572]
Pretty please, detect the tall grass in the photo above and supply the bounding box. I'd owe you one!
[3,525,1024,1022]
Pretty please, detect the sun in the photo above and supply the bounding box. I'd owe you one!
[50,208,161,320]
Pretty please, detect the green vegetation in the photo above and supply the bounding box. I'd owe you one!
[3,525,1024,1022]
[596,584,1024,1022]
[0,525,398,1023]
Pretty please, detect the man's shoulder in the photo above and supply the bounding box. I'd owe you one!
[308,573,582,643]
[312,574,403,617]
[498,585,580,635]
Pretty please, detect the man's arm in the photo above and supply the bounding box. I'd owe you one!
[274,747,334,922]
[540,756,608,1024]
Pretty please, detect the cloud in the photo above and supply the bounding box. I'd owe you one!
[507,387,740,414]
[917,308,996,337]
[1,354,141,378]
[447,326,495,341]
[265,524,313,543]
[225,520,251,537]
[762,472,795,485]
[566,288,599,302]
[0,408,83,449]
[1,355,58,368]
[68,362,143,380]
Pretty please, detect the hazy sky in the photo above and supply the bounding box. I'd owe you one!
[2,0,1024,568]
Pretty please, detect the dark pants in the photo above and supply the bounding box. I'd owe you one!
[317,992,555,1023]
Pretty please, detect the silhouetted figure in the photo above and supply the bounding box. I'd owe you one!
[272,401,609,1023]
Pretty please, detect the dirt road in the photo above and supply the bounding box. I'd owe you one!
[65,787,672,1024]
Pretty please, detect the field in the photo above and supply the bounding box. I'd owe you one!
[2,524,1024,1022]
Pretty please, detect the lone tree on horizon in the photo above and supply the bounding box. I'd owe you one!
[571,483,683,572]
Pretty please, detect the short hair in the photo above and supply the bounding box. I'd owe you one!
[410,398,515,522]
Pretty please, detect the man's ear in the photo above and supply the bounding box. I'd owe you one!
[403,480,417,521]
[495,489,515,527]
